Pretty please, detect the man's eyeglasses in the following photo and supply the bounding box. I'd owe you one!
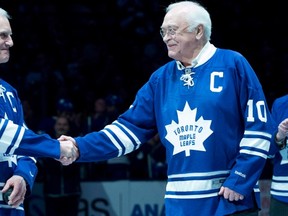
[160,26,190,38]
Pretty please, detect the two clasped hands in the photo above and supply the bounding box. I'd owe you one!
[58,135,79,165]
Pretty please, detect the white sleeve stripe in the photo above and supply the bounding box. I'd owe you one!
[102,130,123,157]
[240,138,270,151]
[271,191,288,196]
[244,130,272,138]
[0,118,5,129]
[254,188,260,192]
[17,155,37,162]
[272,176,288,181]
[104,124,134,152]
[0,120,9,153]
[240,149,268,159]
[113,121,142,146]
[9,126,25,155]
[0,120,18,154]
[271,181,288,190]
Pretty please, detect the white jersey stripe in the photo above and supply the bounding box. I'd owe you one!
[0,120,18,153]
[166,177,225,192]
[165,192,218,199]
[9,126,25,155]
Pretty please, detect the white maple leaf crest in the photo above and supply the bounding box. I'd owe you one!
[165,102,213,157]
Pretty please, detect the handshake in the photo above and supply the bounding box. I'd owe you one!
[58,135,79,166]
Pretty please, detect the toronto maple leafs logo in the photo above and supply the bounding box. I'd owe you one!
[165,102,213,157]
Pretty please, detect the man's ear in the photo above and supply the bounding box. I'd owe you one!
[195,24,204,40]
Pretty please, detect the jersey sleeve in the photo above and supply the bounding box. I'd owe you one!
[0,118,60,158]
[14,156,38,197]
[75,78,158,162]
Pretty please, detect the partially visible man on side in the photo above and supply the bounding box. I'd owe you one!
[0,8,77,215]
[269,95,288,216]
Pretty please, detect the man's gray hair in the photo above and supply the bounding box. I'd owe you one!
[0,8,11,19]
[166,1,212,41]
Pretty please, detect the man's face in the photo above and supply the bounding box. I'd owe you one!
[160,9,200,66]
[0,16,13,64]
[54,117,70,137]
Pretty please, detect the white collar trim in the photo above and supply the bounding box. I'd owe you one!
[176,42,217,70]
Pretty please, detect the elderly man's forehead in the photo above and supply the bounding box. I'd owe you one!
[0,17,12,32]
[163,10,188,26]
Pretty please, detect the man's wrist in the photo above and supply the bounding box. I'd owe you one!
[275,136,287,150]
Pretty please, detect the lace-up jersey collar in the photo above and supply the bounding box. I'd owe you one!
[176,42,217,70]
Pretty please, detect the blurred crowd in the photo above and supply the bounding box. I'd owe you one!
[0,0,287,181]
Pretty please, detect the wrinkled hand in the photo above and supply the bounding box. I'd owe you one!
[57,135,79,166]
[1,175,26,208]
[277,118,288,141]
[218,186,244,201]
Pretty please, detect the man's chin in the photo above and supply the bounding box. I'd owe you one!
[0,57,10,64]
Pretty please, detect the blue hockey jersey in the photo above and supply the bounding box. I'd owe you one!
[270,94,288,203]
[0,80,61,158]
[75,43,276,215]
[0,78,60,213]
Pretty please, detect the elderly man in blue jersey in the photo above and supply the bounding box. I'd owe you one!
[58,1,283,215]
[0,8,77,215]
[269,95,288,216]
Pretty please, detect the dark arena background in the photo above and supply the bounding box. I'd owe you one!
[1,0,287,113]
